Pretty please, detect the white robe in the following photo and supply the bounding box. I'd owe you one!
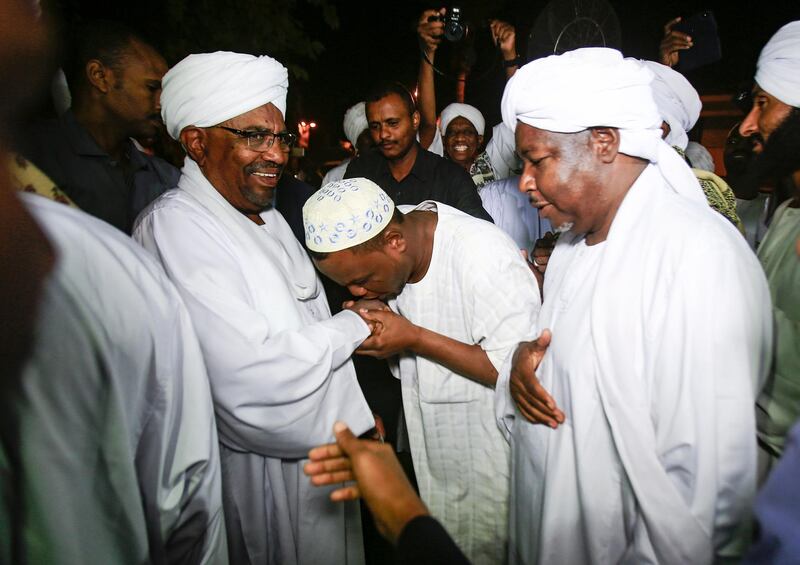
[394,201,541,565]
[478,176,552,252]
[1,195,226,564]
[321,159,350,187]
[497,165,773,564]
[133,159,374,565]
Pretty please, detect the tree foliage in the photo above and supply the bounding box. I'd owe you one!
[160,0,339,80]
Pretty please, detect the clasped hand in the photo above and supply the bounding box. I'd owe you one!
[344,299,418,359]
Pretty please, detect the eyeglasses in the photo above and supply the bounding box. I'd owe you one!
[209,126,297,152]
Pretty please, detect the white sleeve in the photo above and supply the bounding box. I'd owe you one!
[485,122,520,181]
[134,206,374,459]
[459,228,541,372]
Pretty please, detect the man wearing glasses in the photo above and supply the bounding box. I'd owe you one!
[134,51,377,565]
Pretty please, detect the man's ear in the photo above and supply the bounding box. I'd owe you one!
[85,59,111,94]
[180,127,209,167]
[590,127,620,164]
[412,110,420,132]
[383,228,407,254]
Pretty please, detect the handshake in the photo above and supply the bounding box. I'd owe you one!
[343,299,418,359]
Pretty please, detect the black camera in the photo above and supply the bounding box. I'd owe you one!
[427,6,466,42]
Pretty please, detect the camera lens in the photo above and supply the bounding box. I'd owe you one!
[445,21,464,41]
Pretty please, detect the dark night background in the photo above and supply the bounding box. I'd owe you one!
[44,0,800,174]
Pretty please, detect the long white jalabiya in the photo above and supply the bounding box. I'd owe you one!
[440,102,486,136]
[343,102,368,147]
[639,59,701,150]
[755,21,800,108]
[497,47,770,564]
[160,51,289,140]
[134,158,374,564]
[501,47,706,207]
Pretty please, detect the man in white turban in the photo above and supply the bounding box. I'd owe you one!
[133,51,376,565]
[322,101,373,185]
[738,21,800,481]
[303,177,541,565]
[496,47,772,564]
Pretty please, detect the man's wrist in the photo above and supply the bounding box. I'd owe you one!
[503,55,522,68]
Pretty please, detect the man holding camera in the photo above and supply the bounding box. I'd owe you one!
[416,9,520,190]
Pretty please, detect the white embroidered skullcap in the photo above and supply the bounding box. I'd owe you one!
[501,47,706,206]
[440,103,486,136]
[755,21,800,108]
[160,51,289,140]
[303,178,395,253]
[639,60,701,150]
[343,102,368,147]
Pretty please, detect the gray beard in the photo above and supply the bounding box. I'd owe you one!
[554,221,574,234]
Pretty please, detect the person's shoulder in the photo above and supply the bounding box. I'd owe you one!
[436,202,518,254]
[22,194,175,295]
[343,150,382,179]
[422,149,474,183]
[141,152,181,185]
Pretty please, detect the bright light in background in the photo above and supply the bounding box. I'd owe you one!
[297,120,317,149]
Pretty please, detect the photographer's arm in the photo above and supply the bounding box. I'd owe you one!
[490,19,519,79]
[417,8,444,150]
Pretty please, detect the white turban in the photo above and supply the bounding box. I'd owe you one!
[161,51,289,140]
[755,21,800,108]
[501,47,705,206]
[303,178,395,253]
[439,103,485,136]
[343,102,368,147]
[639,60,701,150]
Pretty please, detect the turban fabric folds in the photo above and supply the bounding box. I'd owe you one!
[160,51,289,140]
[640,60,701,150]
[755,21,800,108]
[501,47,705,206]
[343,102,368,147]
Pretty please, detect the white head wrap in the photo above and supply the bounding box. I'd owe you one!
[303,178,395,253]
[756,21,800,108]
[638,60,701,150]
[501,47,705,206]
[439,103,485,136]
[343,102,368,147]
[160,51,289,140]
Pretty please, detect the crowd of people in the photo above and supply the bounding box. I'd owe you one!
[2,0,799,564]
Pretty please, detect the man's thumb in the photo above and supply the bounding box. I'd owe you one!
[333,421,358,453]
